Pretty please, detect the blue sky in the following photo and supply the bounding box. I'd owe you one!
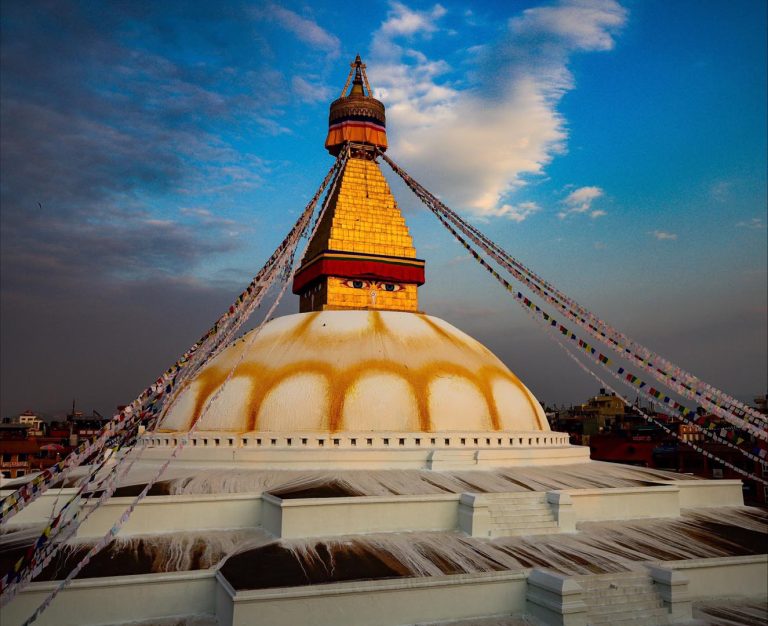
[1,0,765,416]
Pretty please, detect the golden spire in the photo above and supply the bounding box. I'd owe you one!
[293,57,425,313]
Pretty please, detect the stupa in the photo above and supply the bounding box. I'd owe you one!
[156,53,573,468]
[2,56,766,626]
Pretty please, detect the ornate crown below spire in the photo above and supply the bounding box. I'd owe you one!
[325,55,387,156]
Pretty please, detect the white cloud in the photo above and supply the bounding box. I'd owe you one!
[368,0,627,220]
[291,76,331,103]
[380,2,446,37]
[179,207,212,218]
[509,0,627,51]
[267,5,340,57]
[494,201,541,222]
[180,206,237,229]
[558,185,604,218]
[649,230,678,241]
[736,217,766,229]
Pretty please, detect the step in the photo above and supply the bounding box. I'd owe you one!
[483,494,547,502]
[489,500,551,508]
[491,519,558,529]
[584,588,657,600]
[585,584,657,595]
[589,604,667,614]
[491,528,560,536]
[587,616,670,626]
[579,578,654,591]
[588,595,661,608]
[585,584,657,596]
[490,512,555,522]
[588,608,669,625]
[488,502,551,510]
[577,571,651,583]
[587,598,664,613]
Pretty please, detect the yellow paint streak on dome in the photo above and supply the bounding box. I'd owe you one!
[324,359,427,431]
[188,366,227,430]
[184,357,515,433]
[234,361,330,430]
[168,311,545,434]
[419,314,540,430]
[283,310,321,343]
[487,366,546,430]
[418,314,472,351]
[475,366,503,430]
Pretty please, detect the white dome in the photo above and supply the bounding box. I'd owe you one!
[160,311,549,434]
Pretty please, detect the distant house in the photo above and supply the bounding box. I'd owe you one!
[0,424,38,479]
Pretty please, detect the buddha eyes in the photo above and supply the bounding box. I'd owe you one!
[340,279,404,292]
[342,279,371,289]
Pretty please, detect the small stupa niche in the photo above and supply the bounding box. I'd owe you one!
[292,55,425,313]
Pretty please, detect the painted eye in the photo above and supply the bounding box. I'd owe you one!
[341,279,369,289]
[377,282,403,292]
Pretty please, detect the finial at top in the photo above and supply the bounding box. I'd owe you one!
[340,54,373,98]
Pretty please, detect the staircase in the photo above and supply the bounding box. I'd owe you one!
[575,570,670,625]
[485,492,559,538]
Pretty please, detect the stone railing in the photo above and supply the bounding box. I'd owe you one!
[142,430,572,450]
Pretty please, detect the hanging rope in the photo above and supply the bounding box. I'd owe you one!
[0,149,350,610]
[379,152,764,425]
[376,151,766,480]
[379,150,768,435]
[419,193,766,476]
[536,313,764,485]
[0,152,347,527]
[431,201,767,483]
[9,146,351,623]
[386,152,764,426]
[1,441,148,606]
[0,158,343,599]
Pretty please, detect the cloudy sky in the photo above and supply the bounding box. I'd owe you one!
[1,0,766,418]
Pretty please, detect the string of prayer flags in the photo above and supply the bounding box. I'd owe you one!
[382,150,766,430]
[0,152,346,529]
[381,150,767,439]
[539,320,768,487]
[18,147,352,626]
[386,154,766,474]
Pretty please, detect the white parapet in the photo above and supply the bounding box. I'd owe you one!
[139,430,589,470]
[662,554,768,600]
[262,492,459,538]
[555,485,682,522]
[217,569,530,626]
[76,492,263,538]
[3,554,764,626]
[654,479,744,508]
[545,480,744,524]
[0,488,79,526]
[2,571,216,626]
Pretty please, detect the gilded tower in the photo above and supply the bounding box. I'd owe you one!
[292,56,425,313]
